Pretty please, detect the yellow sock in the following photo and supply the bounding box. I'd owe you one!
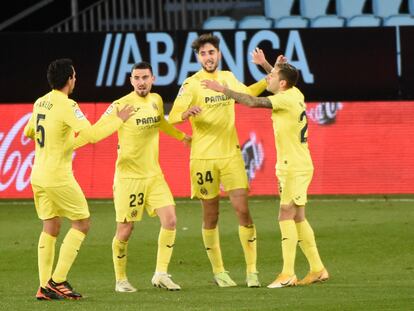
[155,227,176,273]
[279,220,298,276]
[52,228,85,283]
[202,227,225,274]
[38,232,56,288]
[112,237,129,281]
[296,220,324,272]
[238,225,257,273]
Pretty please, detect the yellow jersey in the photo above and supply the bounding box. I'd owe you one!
[169,70,266,159]
[24,89,122,187]
[101,91,185,179]
[268,87,313,172]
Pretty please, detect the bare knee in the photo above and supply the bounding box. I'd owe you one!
[203,208,219,228]
[278,203,296,221]
[72,218,90,234]
[202,198,219,229]
[229,189,252,226]
[161,214,176,230]
[157,206,177,230]
[43,217,61,237]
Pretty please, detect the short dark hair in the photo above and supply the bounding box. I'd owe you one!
[191,33,220,52]
[277,63,299,88]
[131,61,153,75]
[47,58,74,89]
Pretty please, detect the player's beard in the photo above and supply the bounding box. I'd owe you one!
[202,61,218,73]
[136,87,149,97]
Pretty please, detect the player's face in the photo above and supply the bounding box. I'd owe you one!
[266,69,282,93]
[130,68,155,97]
[197,43,221,73]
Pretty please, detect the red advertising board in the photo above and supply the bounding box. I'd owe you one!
[1,101,414,198]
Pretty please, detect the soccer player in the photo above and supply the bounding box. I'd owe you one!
[168,33,267,288]
[24,58,134,300]
[76,62,190,292]
[201,55,329,288]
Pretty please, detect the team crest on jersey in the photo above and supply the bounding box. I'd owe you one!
[152,102,158,110]
[177,82,188,97]
[200,187,208,196]
[177,85,185,96]
[131,210,138,218]
[74,108,85,119]
[104,104,114,115]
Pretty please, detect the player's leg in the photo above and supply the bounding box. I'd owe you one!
[293,172,328,285]
[145,176,178,275]
[113,221,136,292]
[155,205,176,274]
[201,197,227,280]
[48,181,89,299]
[37,218,62,300]
[268,172,298,288]
[223,155,259,287]
[33,184,62,300]
[112,177,143,293]
[151,204,180,290]
[228,188,259,287]
[190,159,234,286]
[295,209,328,285]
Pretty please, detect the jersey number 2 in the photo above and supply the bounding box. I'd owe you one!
[299,111,308,143]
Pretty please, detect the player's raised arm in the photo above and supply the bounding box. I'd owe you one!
[73,104,134,149]
[251,47,273,74]
[202,79,272,109]
[251,48,288,74]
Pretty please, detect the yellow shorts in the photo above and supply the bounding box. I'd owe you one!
[190,154,249,200]
[113,174,175,222]
[276,170,313,206]
[32,181,89,221]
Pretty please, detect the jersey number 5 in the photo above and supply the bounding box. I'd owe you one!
[36,114,46,147]
[299,111,308,143]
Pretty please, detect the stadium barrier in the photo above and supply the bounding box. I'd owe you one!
[1,101,413,198]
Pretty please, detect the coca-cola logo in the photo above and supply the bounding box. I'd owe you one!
[307,102,343,125]
[0,113,34,192]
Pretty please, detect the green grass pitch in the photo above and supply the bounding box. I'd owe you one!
[1,196,413,310]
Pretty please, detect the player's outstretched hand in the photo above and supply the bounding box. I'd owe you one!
[182,106,202,120]
[201,79,225,93]
[117,105,135,122]
[275,54,288,66]
[251,47,266,65]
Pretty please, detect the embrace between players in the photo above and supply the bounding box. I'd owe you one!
[24,33,328,301]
